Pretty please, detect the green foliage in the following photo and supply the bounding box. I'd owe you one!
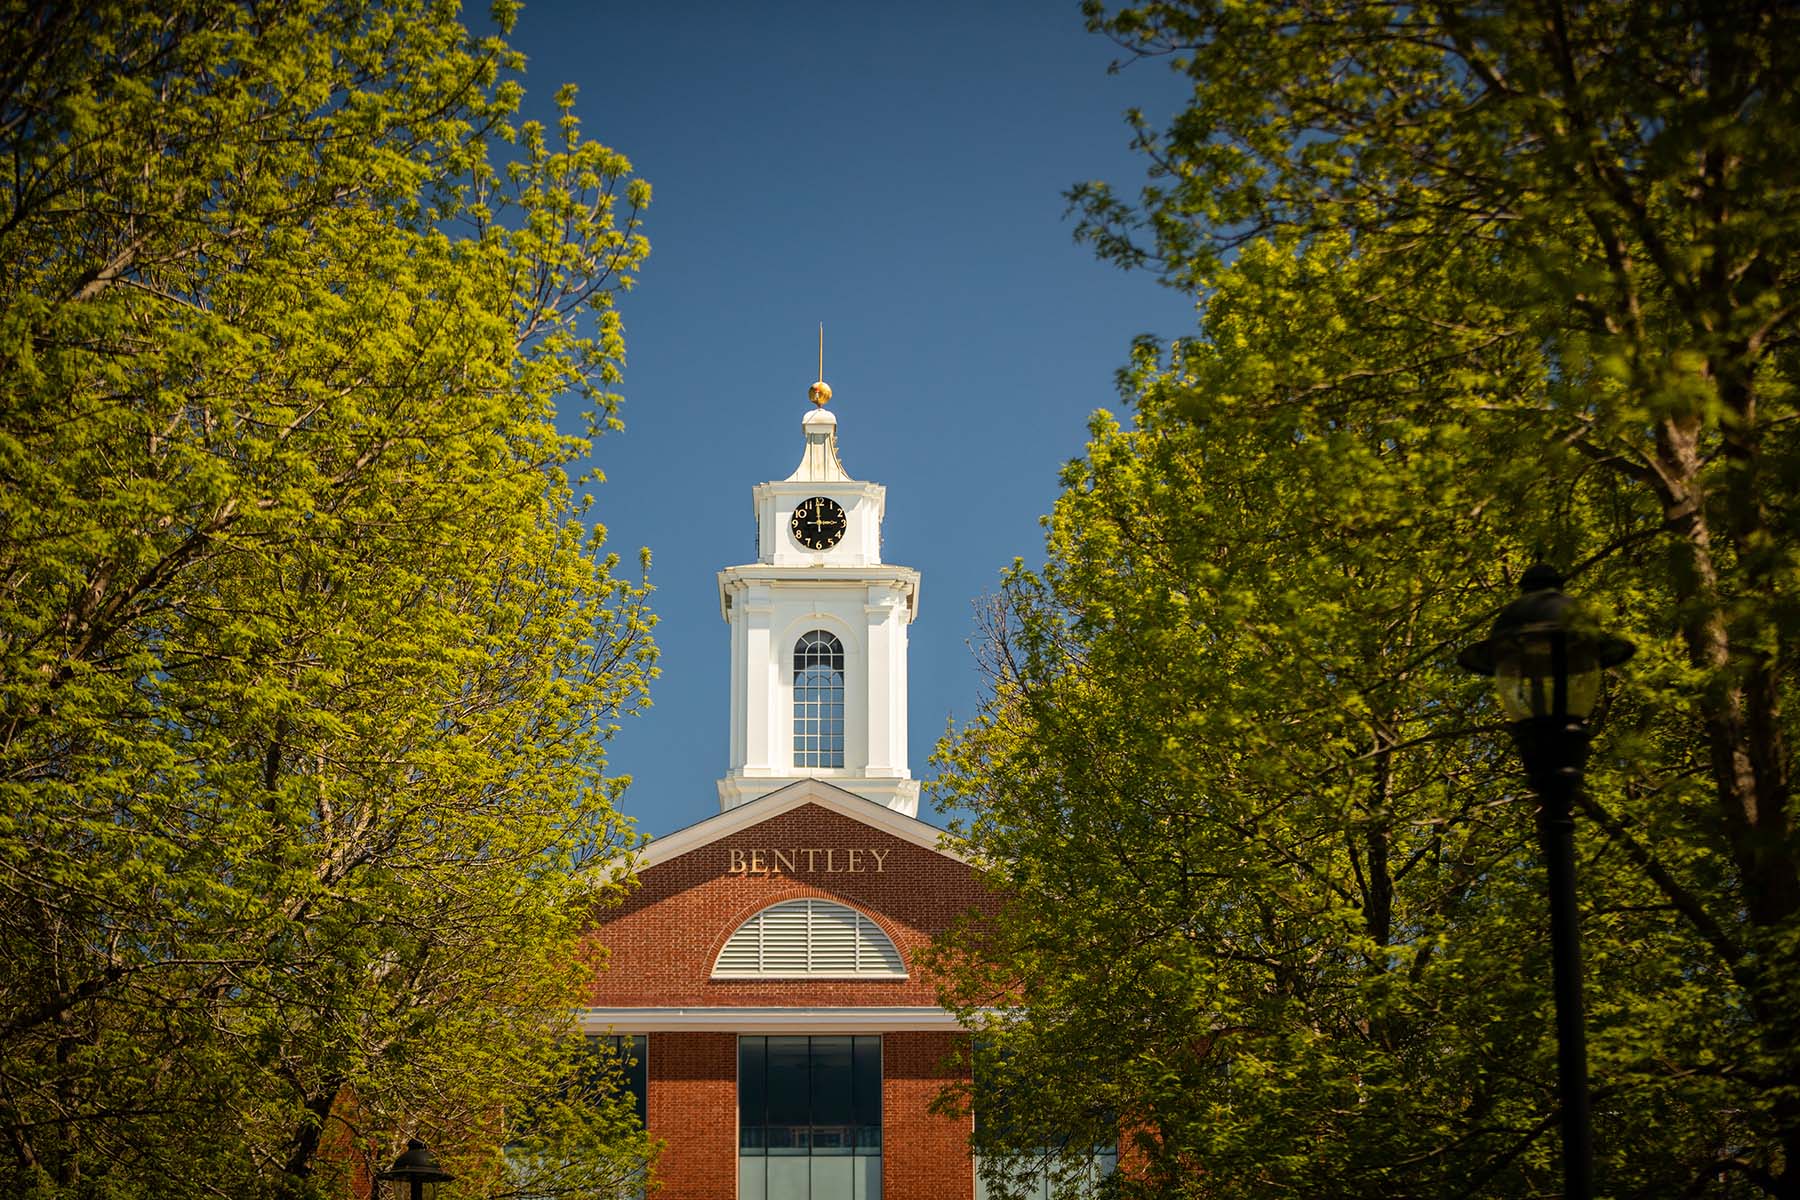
[0,2,655,1196]
[932,2,1800,1196]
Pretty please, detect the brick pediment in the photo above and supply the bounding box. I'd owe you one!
[587,786,992,1008]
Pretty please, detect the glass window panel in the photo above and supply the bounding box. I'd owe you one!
[574,1036,649,1129]
[766,1128,808,1155]
[793,631,845,768]
[810,1037,853,1154]
[740,1038,767,1153]
[616,1035,648,1126]
[741,1035,884,1180]
[811,1156,854,1194]
[856,1153,882,1200]
[766,1156,809,1200]
[853,1037,882,1147]
[767,1036,811,1152]
[974,1149,1115,1199]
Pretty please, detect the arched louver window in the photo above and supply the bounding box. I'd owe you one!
[793,630,845,768]
[714,899,906,978]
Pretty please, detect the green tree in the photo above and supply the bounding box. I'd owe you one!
[930,2,1799,1196]
[0,1,656,1196]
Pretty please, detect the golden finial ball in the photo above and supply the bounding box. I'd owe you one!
[809,381,833,407]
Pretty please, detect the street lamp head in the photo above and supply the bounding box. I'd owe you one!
[376,1138,455,1200]
[1457,564,1635,722]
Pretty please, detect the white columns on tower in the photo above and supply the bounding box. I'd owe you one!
[716,387,920,816]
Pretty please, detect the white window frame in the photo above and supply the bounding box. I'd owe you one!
[713,899,907,979]
[793,630,846,768]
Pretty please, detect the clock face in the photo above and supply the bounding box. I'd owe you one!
[790,495,847,550]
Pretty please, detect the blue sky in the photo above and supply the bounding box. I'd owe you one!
[505,2,1194,836]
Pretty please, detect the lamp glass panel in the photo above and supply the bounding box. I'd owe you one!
[1492,632,1603,719]
[376,1176,429,1200]
[1563,665,1602,718]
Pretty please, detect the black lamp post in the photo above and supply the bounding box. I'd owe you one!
[1458,564,1634,1200]
[374,1137,455,1200]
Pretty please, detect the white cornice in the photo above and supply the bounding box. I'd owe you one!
[717,565,920,622]
[633,778,967,870]
[755,478,886,504]
[719,564,919,582]
[578,1006,965,1033]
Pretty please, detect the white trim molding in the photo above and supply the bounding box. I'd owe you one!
[577,1006,966,1034]
[636,778,968,870]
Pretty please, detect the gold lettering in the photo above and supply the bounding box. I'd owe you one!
[730,847,898,875]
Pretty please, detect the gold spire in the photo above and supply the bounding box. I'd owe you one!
[809,323,831,406]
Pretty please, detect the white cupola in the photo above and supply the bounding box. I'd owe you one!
[716,381,920,815]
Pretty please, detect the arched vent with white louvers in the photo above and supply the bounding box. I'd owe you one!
[713,899,906,978]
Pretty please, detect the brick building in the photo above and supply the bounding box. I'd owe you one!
[582,384,993,1199]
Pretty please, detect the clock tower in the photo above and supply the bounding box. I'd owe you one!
[585,374,995,1200]
[716,381,921,815]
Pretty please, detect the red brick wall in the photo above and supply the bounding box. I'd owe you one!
[885,1031,974,1200]
[588,803,998,1197]
[642,1030,974,1200]
[645,1032,737,1199]
[587,803,995,1008]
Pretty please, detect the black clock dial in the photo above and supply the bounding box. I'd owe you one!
[790,495,847,550]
